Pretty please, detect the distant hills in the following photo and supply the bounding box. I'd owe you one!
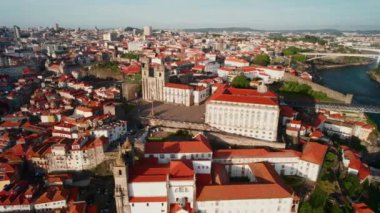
[124,27,143,34]
[123,26,380,35]
[183,27,263,33]
[181,27,380,34]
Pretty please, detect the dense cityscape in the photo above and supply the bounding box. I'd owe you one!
[1,1,380,213]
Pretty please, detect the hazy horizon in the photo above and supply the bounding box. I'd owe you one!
[1,0,380,31]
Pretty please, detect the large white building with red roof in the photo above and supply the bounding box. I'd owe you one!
[213,142,328,182]
[224,57,249,67]
[205,84,280,141]
[113,134,328,213]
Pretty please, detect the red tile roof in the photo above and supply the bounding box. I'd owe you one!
[169,160,194,180]
[280,106,295,117]
[208,85,278,106]
[165,83,193,90]
[352,203,374,213]
[170,202,194,213]
[197,163,292,201]
[145,137,212,154]
[301,142,328,165]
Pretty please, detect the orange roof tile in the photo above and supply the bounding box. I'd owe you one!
[301,142,328,165]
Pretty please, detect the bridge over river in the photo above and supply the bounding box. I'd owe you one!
[301,52,380,63]
[282,101,380,114]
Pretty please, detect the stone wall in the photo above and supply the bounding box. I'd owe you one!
[121,83,140,101]
[143,118,286,149]
[283,73,353,104]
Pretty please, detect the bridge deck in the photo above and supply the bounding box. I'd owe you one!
[283,101,380,114]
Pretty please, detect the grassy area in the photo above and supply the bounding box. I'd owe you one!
[318,152,340,194]
[299,151,354,213]
[124,73,142,84]
[279,81,341,103]
[148,130,194,142]
[93,62,119,73]
[121,52,142,60]
[280,91,341,103]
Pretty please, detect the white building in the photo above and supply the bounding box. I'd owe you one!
[322,119,353,139]
[114,134,306,213]
[205,84,279,141]
[193,86,208,106]
[163,83,194,107]
[34,187,67,212]
[224,57,249,67]
[144,26,152,36]
[103,32,118,41]
[253,65,285,81]
[92,120,128,142]
[52,123,79,139]
[196,163,295,213]
[341,146,370,182]
[128,41,145,51]
[47,137,106,172]
[213,142,328,182]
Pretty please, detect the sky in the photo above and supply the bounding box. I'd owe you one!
[1,0,380,30]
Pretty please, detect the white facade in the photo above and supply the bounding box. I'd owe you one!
[163,85,193,107]
[34,200,67,212]
[144,26,152,36]
[0,204,32,212]
[255,66,285,81]
[103,32,118,41]
[323,120,354,139]
[92,120,128,142]
[196,198,293,213]
[128,41,145,51]
[47,138,105,172]
[130,201,167,213]
[74,107,93,118]
[224,58,249,67]
[297,160,321,182]
[206,102,279,141]
[204,62,220,73]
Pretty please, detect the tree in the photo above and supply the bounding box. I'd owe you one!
[299,202,312,213]
[342,174,361,198]
[326,202,343,213]
[309,187,328,209]
[252,53,270,66]
[121,52,141,60]
[231,75,250,88]
[283,46,302,56]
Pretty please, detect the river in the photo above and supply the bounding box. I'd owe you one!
[318,63,380,127]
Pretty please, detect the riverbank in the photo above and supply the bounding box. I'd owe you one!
[316,61,374,70]
[368,70,380,84]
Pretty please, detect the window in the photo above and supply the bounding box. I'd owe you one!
[119,170,122,176]
[146,203,149,207]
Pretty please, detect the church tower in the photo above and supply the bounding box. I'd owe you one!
[141,56,169,102]
[113,145,131,213]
